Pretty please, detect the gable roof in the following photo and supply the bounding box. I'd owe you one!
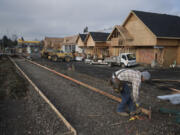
[107,25,133,41]
[86,32,110,42]
[76,34,87,43]
[79,34,87,42]
[129,10,180,38]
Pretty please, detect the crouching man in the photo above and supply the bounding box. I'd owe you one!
[109,69,151,116]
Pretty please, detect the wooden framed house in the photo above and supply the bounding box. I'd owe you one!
[109,10,180,66]
[76,34,87,53]
[107,25,134,56]
[62,35,82,53]
[84,32,110,58]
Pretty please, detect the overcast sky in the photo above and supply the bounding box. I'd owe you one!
[0,0,180,40]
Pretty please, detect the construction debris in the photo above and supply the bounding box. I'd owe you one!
[157,94,180,104]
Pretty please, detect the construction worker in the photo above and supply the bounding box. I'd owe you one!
[109,69,151,116]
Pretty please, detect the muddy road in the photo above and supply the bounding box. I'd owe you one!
[14,57,180,135]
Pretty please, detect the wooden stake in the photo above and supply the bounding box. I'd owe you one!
[169,88,180,93]
[152,79,180,83]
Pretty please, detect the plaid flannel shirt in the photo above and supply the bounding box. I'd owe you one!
[113,69,142,103]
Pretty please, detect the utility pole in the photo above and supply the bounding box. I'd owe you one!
[2,38,4,53]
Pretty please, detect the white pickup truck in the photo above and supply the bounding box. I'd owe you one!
[104,53,137,67]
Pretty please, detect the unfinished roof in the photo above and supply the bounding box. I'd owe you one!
[107,25,133,40]
[130,10,180,38]
[87,32,110,42]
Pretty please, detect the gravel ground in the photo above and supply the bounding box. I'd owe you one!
[32,57,180,111]
[14,57,180,135]
[0,56,70,135]
[1,84,70,135]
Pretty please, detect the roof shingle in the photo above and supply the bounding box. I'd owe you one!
[79,34,87,42]
[89,32,110,42]
[133,10,180,38]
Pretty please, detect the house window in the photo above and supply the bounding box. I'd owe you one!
[122,55,127,60]
[72,45,75,52]
[69,45,71,52]
[65,46,68,52]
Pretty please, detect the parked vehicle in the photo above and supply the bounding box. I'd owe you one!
[84,53,137,67]
[40,48,53,58]
[75,56,84,61]
[41,48,74,62]
[74,53,85,61]
[104,53,137,67]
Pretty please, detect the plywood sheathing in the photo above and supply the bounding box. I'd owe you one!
[77,37,86,47]
[108,46,136,56]
[76,34,88,47]
[177,46,180,65]
[156,38,180,46]
[86,35,96,47]
[123,12,157,46]
[136,47,155,64]
[163,47,177,66]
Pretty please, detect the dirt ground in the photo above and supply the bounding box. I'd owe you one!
[0,56,70,135]
[13,55,180,135]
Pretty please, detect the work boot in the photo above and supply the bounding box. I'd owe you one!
[130,108,141,116]
[130,111,136,116]
[117,112,129,117]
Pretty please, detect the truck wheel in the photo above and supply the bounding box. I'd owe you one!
[108,63,112,67]
[52,56,58,62]
[65,56,71,62]
[48,56,51,60]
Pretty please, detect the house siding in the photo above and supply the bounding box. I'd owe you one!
[156,38,179,46]
[109,47,120,56]
[136,47,155,64]
[77,38,85,47]
[124,14,156,46]
[177,46,180,65]
[85,47,94,55]
[163,47,177,66]
[86,36,96,46]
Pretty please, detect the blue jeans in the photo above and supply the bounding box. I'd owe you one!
[117,83,135,112]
